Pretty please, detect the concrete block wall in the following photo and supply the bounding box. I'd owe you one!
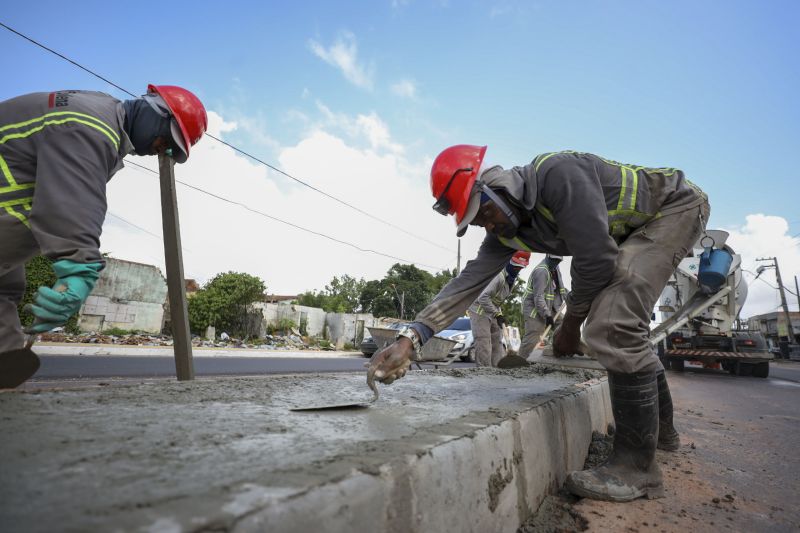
[78,258,167,333]
[227,378,613,533]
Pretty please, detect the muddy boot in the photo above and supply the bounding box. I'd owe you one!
[0,346,41,389]
[656,369,680,451]
[566,370,664,502]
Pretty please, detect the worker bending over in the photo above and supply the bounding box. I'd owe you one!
[0,85,207,388]
[519,254,566,359]
[367,145,704,502]
[467,251,529,367]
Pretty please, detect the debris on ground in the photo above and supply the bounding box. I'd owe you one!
[518,493,588,533]
[37,331,338,351]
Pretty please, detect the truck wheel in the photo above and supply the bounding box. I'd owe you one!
[671,358,685,372]
[752,362,770,378]
[736,362,754,377]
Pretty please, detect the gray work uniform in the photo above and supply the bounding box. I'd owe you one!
[414,151,708,374]
[0,91,133,352]
[519,260,567,358]
[467,270,510,367]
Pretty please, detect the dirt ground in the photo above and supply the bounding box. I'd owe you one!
[519,366,800,533]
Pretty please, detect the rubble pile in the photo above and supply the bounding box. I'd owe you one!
[38,332,338,351]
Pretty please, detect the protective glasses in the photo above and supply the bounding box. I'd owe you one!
[432,167,473,216]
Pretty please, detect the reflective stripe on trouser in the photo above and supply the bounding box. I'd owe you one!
[467,310,506,367]
[0,211,40,352]
[519,315,547,359]
[583,201,710,374]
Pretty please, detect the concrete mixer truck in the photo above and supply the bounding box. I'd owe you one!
[652,230,773,378]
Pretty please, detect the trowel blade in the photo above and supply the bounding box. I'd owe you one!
[290,401,371,412]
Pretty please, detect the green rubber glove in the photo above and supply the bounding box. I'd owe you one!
[25,260,103,333]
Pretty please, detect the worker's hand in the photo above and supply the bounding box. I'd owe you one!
[553,314,584,357]
[24,260,102,333]
[496,315,507,328]
[366,337,414,385]
[545,315,555,328]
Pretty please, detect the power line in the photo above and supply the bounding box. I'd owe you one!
[124,160,447,271]
[106,211,162,240]
[0,21,454,254]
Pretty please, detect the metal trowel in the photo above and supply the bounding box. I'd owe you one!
[289,371,380,412]
[0,334,40,389]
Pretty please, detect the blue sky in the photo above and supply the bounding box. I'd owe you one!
[2,1,799,315]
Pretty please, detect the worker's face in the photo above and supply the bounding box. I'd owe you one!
[470,199,519,239]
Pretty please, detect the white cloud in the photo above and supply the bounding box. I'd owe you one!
[308,32,374,90]
[391,79,417,99]
[101,109,467,295]
[313,101,403,154]
[724,214,800,318]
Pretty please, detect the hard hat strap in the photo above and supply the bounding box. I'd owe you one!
[478,183,520,230]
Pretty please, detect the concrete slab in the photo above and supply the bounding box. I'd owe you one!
[0,366,612,533]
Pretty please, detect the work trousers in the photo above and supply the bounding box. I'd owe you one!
[0,215,40,352]
[519,315,556,360]
[583,201,710,374]
[467,310,506,367]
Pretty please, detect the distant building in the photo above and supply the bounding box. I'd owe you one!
[78,258,168,333]
[747,311,800,347]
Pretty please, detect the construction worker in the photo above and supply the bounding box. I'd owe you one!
[467,251,530,367]
[0,86,207,388]
[367,145,707,502]
[518,254,567,358]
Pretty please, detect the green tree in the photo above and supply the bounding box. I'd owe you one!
[428,268,457,295]
[17,256,79,333]
[296,274,366,313]
[188,272,266,337]
[358,263,444,320]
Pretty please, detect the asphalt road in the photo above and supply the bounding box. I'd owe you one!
[27,352,473,381]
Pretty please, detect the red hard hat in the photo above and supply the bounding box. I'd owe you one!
[147,84,207,163]
[430,145,487,233]
[510,251,530,267]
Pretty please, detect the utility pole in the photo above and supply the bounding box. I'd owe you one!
[756,257,794,342]
[456,240,461,275]
[795,275,800,313]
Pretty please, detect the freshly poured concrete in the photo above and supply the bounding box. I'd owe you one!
[0,366,611,533]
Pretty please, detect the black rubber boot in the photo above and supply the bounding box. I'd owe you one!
[0,346,40,389]
[656,369,680,451]
[566,370,664,502]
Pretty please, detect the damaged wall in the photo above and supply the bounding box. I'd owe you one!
[254,303,327,337]
[325,312,379,349]
[78,258,168,333]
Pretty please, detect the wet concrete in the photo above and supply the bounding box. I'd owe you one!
[0,366,601,533]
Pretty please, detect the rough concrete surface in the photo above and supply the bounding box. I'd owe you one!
[0,365,611,533]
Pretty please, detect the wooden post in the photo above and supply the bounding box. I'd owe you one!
[158,153,194,380]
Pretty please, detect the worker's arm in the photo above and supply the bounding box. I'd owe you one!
[29,125,116,265]
[414,234,514,333]
[472,273,505,318]
[367,234,513,384]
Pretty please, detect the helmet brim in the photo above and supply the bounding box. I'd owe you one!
[456,187,482,237]
[169,120,189,164]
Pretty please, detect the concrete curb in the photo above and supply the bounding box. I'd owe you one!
[229,378,612,533]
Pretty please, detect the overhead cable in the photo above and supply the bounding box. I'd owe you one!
[0,21,455,254]
[124,160,447,271]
